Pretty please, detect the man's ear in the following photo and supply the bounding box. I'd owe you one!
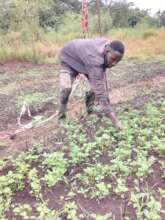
[106,51,112,61]
[105,44,112,53]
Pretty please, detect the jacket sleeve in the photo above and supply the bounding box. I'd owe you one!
[86,66,113,114]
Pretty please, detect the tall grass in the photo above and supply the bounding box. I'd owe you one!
[0,27,165,63]
[110,27,165,59]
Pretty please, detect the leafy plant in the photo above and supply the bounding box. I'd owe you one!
[0,171,25,217]
[43,152,67,187]
[13,204,34,220]
[132,152,155,177]
[130,191,162,220]
[63,201,78,220]
[17,92,48,107]
[114,178,128,194]
[70,142,96,164]
[36,202,59,220]
[0,160,6,171]
[28,168,42,199]
[77,164,110,199]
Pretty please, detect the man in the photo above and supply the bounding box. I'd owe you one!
[58,38,125,130]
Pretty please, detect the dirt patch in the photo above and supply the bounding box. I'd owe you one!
[110,75,165,104]
[0,60,55,74]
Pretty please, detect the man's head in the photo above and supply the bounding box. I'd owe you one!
[104,40,125,68]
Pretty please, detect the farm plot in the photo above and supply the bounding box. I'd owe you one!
[0,59,165,220]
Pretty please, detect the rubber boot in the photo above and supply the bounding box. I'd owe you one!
[58,88,71,120]
[85,91,95,114]
[58,104,67,119]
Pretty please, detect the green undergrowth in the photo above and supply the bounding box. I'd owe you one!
[0,100,164,219]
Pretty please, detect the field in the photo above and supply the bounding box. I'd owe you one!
[0,56,164,220]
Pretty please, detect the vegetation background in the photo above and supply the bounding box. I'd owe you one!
[0,0,165,63]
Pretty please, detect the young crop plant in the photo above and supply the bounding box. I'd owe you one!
[77,164,111,199]
[7,171,26,191]
[145,104,161,127]
[42,151,67,187]
[17,92,50,108]
[12,159,30,175]
[130,190,162,220]
[70,142,96,164]
[0,170,26,217]
[11,149,41,168]
[28,168,42,199]
[65,120,87,146]
[0,159,6,171]
[132,152,155,177]
[95,133,112,151]
[114,178,128,195]
[113,143,132,161]
[63,201,78,220]
[36,201,60,220]
[13,204,34,220]
[151,136,165,156]
[94,181,111,199]
[0,175,13,218]
[110,157,131,177]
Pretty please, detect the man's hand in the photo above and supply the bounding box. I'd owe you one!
[114,120,122,131]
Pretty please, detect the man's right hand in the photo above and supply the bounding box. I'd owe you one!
[114,120,123,131]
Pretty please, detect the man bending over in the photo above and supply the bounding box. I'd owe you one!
[58,38,125,130]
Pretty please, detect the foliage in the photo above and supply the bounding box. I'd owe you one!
[42,152,67,187]
[28,168,42,199]
[13,204,34,220]
[17,92,50,107]
[131,189,162,220]
[63,201,78,220]
[0,101,164,218]
[0,0,162,35]
[157,10,165,27]
[36,201,59,220]
[77,164,111,199]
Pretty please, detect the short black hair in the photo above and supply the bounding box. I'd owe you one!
[110,40,125,54]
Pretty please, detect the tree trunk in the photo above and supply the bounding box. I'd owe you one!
[96,0,102,36]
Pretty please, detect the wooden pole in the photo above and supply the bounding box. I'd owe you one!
[96,0,102,36]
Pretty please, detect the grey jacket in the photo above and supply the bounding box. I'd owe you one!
[59,38,112,114]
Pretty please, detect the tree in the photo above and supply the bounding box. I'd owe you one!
[109,0,134,27]
[156,10,165,27]
[39,0,81,30]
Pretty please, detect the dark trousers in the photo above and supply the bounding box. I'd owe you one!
[58,63,95,119]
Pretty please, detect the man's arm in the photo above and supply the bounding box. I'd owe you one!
[87,66,122,130]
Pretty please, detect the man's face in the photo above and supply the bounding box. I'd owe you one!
[106,49,123,68]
